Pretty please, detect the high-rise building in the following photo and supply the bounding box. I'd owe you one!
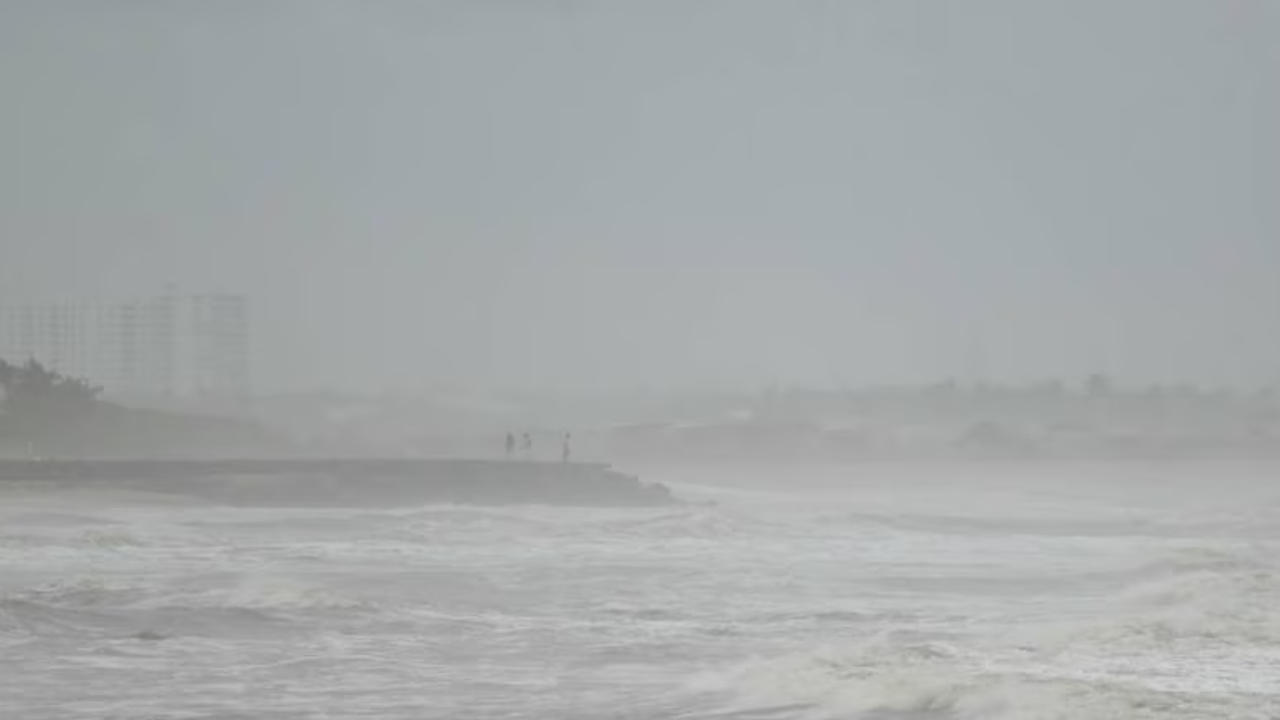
[0,290,250,398]
[174,293,250,398]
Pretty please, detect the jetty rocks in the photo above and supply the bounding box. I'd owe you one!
[0,458,677,508]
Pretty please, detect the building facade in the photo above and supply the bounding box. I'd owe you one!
[0,291,250,398]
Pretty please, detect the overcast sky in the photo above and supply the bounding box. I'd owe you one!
[1,1,1277,393]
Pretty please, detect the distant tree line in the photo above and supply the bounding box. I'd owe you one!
[0,357,279,459]
[0,357,102,414]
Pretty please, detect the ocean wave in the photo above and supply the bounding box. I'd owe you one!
[2,573,373,617]
[384,505,780,548]
[123,574,378,615]
[1035,547,1280,649]
[697,547,1280,719]
[0,577,161,639]
[213,576,373,612]
[587,507,782,540]
[380,506,573,542]
[819,511,1243,540]
[77,529,148,548]
[1,576,153,608]
[4,511,123,527]
[0,528,149,551]
[694,640,1259,720]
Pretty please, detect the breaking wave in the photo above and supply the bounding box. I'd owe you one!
[821,510,1258,540]
[1041,547,1280,647]
[1,573,374,622]
[697,546,1280,719]
[173,575,375,613]
[5,462,1279,719]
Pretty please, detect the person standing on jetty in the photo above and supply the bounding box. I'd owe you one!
[561,432,572,464]
[504,432,515,460]
[522,432,533,460]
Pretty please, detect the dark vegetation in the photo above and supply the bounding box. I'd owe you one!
[0,359,278,458]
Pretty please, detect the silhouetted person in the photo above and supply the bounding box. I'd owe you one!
[522,433,532,460]
[504,432,515,460]
[561,432,571,464]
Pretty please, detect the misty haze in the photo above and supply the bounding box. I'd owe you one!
[1,1,1278,719]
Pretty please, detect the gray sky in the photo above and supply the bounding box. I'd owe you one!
[2,0,1277,393]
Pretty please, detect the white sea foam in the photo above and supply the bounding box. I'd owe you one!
[2,462,1278,719]
[697,543,1280,719]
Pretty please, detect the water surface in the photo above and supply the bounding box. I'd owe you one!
[2,462,1278,719]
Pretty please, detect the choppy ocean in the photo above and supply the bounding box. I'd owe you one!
[2,462,1278,719]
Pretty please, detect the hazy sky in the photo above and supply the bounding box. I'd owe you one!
[2,1,1277,393]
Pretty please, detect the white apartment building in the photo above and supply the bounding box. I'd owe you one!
[0,291,250,398]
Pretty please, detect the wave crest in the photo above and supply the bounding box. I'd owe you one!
[698,547,1280,719]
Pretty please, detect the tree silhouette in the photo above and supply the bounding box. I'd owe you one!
[0,358,102,415]
[0,357,276,458]
[0,359,105,453]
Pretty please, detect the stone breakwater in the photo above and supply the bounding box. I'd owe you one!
[0,458,677,507]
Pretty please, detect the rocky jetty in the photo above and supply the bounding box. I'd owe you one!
[0,458,676,508]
